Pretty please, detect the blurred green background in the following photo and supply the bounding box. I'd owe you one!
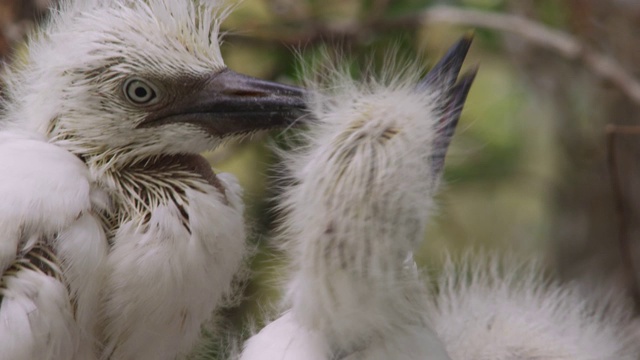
[208,2,556,352]
[2,0,640,357]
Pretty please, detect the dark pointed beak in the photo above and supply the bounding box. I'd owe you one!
[139,69,307,137]
[418,33,473,92]
[419,34,477,176]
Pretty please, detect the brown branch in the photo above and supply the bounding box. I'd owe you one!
[422,6,640,107]
[224,6,640,107]
[606,124,640,312]
[222,16,421,48]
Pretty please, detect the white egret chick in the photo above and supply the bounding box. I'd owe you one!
[0,1,305,359]
[241,36,476,360]
[240,36,638,360]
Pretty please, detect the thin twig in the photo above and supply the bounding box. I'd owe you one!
[223,15,421,48]
[422,6,640,107]
[605,124,640,312]
[224,6,640,107]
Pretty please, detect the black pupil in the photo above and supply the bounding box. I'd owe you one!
[135,86,148,98]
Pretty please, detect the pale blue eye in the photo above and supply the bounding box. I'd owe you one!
[124,78,157,105]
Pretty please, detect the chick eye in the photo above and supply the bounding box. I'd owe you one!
[124,78,158,105]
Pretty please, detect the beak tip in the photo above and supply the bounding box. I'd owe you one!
[461,30,475,45]
[418,34,475,91]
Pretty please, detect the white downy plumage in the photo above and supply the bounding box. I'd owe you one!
[239,37,638,360]
[0,1,305,359]
[240,37,475,360]
[430,254,638,360]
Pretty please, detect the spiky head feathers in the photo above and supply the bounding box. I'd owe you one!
[2,0,231,167]
[281,37,476,251]
[273,38,476,353]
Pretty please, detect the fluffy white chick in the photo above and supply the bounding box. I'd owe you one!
[0,1,305,359]
[240,36,638,360]
[240,36,475,360]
